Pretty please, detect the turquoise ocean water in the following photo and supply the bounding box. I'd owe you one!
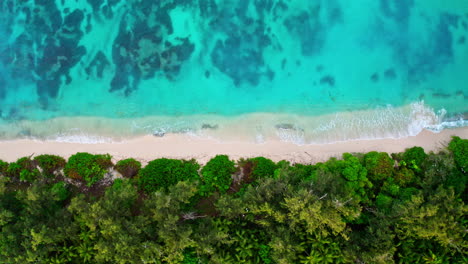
[0,0,467,143]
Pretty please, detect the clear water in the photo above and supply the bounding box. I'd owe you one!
[0,0,467,143]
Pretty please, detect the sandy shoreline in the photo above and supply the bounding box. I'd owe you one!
[0,127,467,164]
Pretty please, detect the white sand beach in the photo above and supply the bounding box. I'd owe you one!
[0,127,466,164]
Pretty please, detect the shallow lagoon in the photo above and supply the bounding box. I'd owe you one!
[0,0,467,143]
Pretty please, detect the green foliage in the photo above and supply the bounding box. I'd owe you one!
[0,160,8,176]
[6,157,40,182]
[259,244,272,264]
[95,153,113,169]
[34,154,66,178]
[200,155,235,196]
[64,152,110,187]
[6,157,36,178]
[138,158,200,193]
[250,157,277,179]
[50,182,70,201]
[448,136,468,173]
[381,177,401,197]
[364,151,394,183]
[182,248,200,264]
[402,146,427,170]
[115,158,141,178]
[393,167,416,187]
[6,162,22,178]
[340,153,373,203]
[19,168,40,182]
[375,193,393,211]
[0,139,467,263]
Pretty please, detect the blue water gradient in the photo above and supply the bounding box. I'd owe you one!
[0,0,466,142]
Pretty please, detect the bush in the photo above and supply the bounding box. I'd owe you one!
[394,167,416,187]
[138,158,200,193]
[64,152,111,187]
[95,154,113,169]
[448,136,468,173]
[34,154,66,178]
[19,169,40,182]
[0,160,8,176]
[402,146,427,170]
[115,158,141,178]
[50,181,70,201]
[363,152,394,183]
[375,193,393,212]
[249,157,277,179]
[200,155,235,195]
[6,157,39,182]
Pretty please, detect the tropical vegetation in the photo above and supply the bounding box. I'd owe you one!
[0,136,466,263]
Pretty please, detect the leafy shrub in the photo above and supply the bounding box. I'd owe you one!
[393,167,416,187]
[19,169,40,182]
[381,178,400,197]
[115,158,141,178]
[50,182,70,201]
[182,248,199,264]
[375,193,393,212]
[249,157,277,179]
[64,152,110,187]
[363,152,394,183]
[138,158,200,193]
[402,146,427,170]
[6,157,39,182]
[34,154,66,178]
[6,162,22,178]
[259,244,272,264]
[448,136,468,173]
[200,155,235,195]
[95,154,113,169]
[0,160,8,176]
[340,153,373,203]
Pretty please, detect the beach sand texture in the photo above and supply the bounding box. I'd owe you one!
[1,127,466,164]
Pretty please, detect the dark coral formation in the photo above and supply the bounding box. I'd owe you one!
[209,1,276,86]
[109,1,195,95]
[0,0,463,114]
[0,0,347,103]
[0,1,86,105]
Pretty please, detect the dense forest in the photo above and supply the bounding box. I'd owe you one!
[0,136,467,264]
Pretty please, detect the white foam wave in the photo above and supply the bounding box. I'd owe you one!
[0,101,465,145]
[50,134,114,144]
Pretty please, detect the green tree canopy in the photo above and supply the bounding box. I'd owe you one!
[138,158,200,193]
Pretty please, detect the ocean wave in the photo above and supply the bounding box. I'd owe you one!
[0,101,465,145]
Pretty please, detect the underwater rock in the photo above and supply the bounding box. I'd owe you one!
[109,3,195,95]
[153,130,166,137]
[407,13,456,83]
[201,124,218,130]
[370,73,379,82]
[384,69,397,80]
[275,123,304,132]
[432,92,451,98]
[85,51,110,79]
[458,36,466,44]
[320,75,335,86]
[199,0,218,17]
[379,0,414,26]
[209,5,274,87]
[0,77,5,99]
[284,10,325,56]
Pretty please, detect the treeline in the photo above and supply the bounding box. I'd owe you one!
[0,137,467,263]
